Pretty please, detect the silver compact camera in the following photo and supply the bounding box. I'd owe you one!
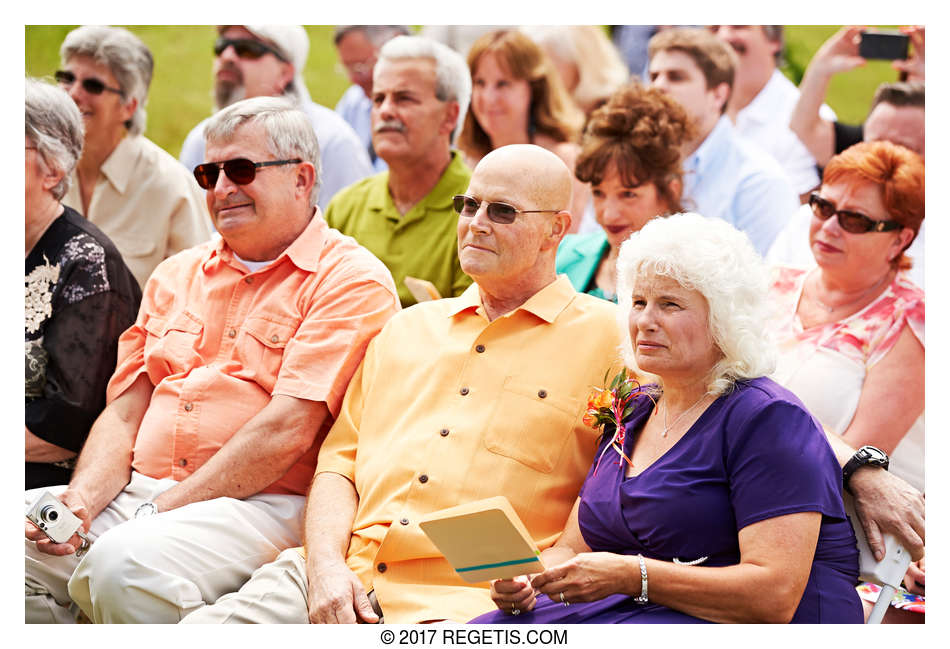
[26,491,83,544]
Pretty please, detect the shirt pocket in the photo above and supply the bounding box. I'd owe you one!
[237,316,298,391]
[143,310,204,376]
[110,236,158,260]
[484,376,581,474]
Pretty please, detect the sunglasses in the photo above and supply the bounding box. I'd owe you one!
[193,158,302,189]
[808,193,902,234]
[453,194,558,225]
[54,69,123,96]
[214,37,288,62]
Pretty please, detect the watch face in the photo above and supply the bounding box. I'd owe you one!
[864,446,888,464]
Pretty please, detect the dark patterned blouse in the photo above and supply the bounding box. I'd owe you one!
[25,205,141,488]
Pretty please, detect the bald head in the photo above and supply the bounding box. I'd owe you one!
[457,144,573,307]
[475,144,574,213]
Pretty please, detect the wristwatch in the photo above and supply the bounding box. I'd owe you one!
[841,445,889,494]
[134,501,159,518]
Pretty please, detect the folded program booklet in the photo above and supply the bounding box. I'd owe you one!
[418,496,544,583]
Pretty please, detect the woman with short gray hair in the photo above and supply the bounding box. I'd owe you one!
[476,214,862,624]
[26,78,141,489]
[54,25,211,288]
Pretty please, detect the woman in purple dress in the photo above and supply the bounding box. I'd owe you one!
[473,213,863,623]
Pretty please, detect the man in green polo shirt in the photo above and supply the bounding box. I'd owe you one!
[325,35,473,307]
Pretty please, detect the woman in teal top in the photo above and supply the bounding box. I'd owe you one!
[556,83,693,301]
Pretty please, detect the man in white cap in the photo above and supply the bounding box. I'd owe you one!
[180,25,373,211]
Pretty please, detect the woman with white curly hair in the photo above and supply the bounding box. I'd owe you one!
[474,213,862,623]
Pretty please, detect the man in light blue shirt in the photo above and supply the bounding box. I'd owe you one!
[334,26,410,173]
[647,28,798,255]
[180,25,372,212]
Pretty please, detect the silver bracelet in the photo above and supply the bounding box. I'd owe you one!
[634,554,648,603]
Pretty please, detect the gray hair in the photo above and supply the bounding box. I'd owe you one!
[203,96,322,208]
[378,35,472,142]
[615,212,776,396]
[60,25,153,136]
[25,77,85,200]
[334,25,410,48]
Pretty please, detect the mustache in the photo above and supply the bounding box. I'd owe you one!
[374,119,407,134]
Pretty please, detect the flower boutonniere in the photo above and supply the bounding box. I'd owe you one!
[583,368,656,472]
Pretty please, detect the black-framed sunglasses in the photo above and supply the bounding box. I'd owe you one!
[808,193,902,234]
[54,69,123,96]
[213,37,288,63]
[193,158,302,189]
[453,194,558,225]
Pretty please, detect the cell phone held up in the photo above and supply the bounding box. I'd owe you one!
[859,31,910,61]
[26,491,83,544]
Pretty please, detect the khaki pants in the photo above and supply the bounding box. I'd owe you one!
[25,472,305,623]
[180,548,315,623]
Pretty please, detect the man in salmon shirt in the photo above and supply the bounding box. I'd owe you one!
[24,96,401,624]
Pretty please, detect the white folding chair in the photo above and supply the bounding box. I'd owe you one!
[843,493,912,624]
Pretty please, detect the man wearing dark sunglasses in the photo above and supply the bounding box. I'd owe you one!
[324,35,474,308]
[179,25,372,213]
[25,96,401,624]
[55,25,212,289]
[181,144,624,625]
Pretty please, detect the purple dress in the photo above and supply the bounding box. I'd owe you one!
[472,377,863,624]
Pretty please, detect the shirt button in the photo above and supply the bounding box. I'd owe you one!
[178,458,188,467]
[377,562,387,573]
[475,344,485,353]
[400,517,409,525]
[244,276,253,284]
[183,402,194,412]
[538,389,548,399]
[419,474,429,484]
[460,387,469,396]
[270,335,279,343]
[228,328,237,338]
[440,428,449,437]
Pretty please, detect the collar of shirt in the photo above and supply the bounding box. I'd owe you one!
[97,134,141,195]
[368,151,470,226]
[685,115,735,177]
[445,274,577,324]
[201,210,328,274]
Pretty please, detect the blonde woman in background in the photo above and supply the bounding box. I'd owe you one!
[457,30,589,229]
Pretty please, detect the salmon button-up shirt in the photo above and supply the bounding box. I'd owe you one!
[106,214,401,495]
[315,275,623,622]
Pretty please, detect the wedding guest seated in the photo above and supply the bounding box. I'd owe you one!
[26,78,141,490]
[770,141,924,492]
[458,30,590,230]
[519,25,630,116]
[556,82,693,301]
[56,26,211,288]
[767,141,925,621]
[475,213,863,623]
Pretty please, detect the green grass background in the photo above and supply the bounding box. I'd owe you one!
[25,25,904,159]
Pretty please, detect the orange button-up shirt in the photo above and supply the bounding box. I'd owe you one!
[106,214,400,495]
[315,275,623,622]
